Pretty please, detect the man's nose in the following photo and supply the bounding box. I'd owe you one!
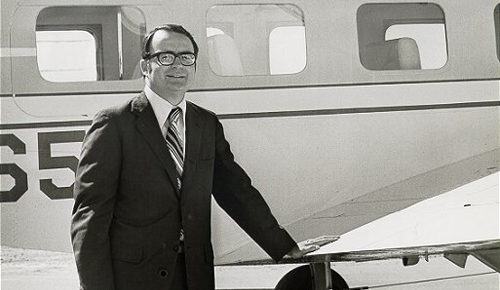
[172,56,183,67]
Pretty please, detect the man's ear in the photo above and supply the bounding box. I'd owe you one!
[139,59,149,76]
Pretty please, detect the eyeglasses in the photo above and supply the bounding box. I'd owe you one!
[146,51,196,66]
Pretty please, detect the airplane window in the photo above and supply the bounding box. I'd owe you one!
[206,4,306,76]
[386,24,447,69]
[36,31,97,82]
[495,4,500,62]
[36,6,146,82]
[269,26,306,75]
[357,3,447,71]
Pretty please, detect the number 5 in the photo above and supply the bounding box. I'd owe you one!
[38,131,85,200]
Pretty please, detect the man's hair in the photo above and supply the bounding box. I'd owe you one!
[141,24,199,59]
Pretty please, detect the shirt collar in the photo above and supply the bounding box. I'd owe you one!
[144,84,187,128]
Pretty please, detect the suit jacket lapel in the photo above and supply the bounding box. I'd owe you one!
[179,102,203,202]
[184,101,202,163]
[132,93,180,195]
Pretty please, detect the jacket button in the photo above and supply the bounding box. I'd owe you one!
[158,269,168,278]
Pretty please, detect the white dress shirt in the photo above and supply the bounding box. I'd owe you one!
[144,85,186,156]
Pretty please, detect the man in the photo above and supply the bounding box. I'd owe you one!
[71,24,337,290]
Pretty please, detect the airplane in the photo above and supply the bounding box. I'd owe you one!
[1,0,499,289]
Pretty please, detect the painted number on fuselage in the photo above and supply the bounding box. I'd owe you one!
[0,134,28,202]
[0,130,85,202]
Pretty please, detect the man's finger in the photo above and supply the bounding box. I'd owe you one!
[317,235,340,246]
[303,244,320,254]
[304,235,340,247]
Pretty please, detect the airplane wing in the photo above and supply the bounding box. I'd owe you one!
[219,169,500,273]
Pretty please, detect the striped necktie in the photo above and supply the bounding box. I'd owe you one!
[166,107,185,242]
[165,107,184,189]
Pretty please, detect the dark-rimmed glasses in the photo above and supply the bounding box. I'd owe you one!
[146,51,196,66]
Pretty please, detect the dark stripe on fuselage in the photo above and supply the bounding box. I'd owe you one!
[216,101,500,119]
[0,101,499,130]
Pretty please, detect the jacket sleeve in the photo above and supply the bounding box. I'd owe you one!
[71,111,121,290]
[211,117,296,262]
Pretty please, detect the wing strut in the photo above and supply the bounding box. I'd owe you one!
[311,262,332,290]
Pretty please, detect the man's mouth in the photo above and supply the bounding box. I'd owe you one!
[167,75,186,78]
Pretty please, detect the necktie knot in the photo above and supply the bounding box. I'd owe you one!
[168,107,182,124]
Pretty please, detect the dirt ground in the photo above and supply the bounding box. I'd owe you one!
[1,246,78,290]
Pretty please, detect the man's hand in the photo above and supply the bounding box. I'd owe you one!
[286,235,340,259]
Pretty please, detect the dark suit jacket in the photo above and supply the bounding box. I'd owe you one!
[71,93,296,290]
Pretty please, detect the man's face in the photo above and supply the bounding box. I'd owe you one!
[141,30,196,104]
